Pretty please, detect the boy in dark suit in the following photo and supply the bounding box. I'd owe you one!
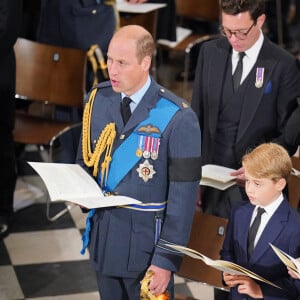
[221,143,300,299]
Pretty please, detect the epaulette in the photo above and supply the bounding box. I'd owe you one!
[92,80,112,90]
[158,87,190,110]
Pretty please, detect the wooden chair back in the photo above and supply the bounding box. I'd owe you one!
[176,0,219,22]
[14,38,86,107]
[288,156,300,209]
[177,211,229,290]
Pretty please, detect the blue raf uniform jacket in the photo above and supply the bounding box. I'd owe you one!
[221,198,300,300]
[76,78,201,278]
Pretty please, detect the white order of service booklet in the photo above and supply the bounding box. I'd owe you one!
[200,164,237,190]
[165,243,280,289]
[28,162,141,209]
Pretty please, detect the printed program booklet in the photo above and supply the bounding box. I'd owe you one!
[165,243,280,289]
[200,164,237,190]
[270,243,300,278]
[28,162,141,209]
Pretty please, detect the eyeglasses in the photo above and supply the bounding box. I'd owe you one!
[220,22,255,40]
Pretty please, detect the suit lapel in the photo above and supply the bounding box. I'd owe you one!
[236,38,278,142]
[239,205,254,259]
[208,40,231,138]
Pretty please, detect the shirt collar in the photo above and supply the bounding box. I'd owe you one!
[258,192,284,217]
[232,30,264,61]
[121,76,151,106]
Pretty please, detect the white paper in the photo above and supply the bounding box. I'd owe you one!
[117,1,166,13]
[28,162,141,209]
[200,164,237,190]
[292,168,300,177]
[165,243,280,288]
[157,26,192,48]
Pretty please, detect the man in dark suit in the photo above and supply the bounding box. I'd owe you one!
[191,0,300,218]
[0,0,22,238]
[76,25,201,299]
[221,143,300,299]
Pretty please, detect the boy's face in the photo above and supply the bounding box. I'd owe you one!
[244,170,286,206]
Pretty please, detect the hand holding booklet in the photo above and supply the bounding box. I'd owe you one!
[270,243,300,278]
[200,164,237,190]
[165,243,280,289]
[28,162,141,209]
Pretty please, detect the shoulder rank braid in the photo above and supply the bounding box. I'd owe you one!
[82,88,116,187]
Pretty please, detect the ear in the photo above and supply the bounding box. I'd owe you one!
[141,55,151,72]
[257,14,266,29]
[275,178,286,192]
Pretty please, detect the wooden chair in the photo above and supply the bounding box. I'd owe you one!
[175,211,229,300]
[157,0,220,97]
[13,38,87,221]
[288,156,300,210]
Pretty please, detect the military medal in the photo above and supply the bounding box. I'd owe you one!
[136,135,144,157]
[136,159,156,182]
[150,137,160,160]
[143,136,151,159]
[255,67,264,88]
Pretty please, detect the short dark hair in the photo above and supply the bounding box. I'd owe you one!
[220,0,266,21]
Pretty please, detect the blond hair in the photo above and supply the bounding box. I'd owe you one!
[242,143,292,181]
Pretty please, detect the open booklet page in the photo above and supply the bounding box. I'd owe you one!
[200,164,237,190]
[28,162,141,209]
[165,243,280,289]
[270,243,300,277]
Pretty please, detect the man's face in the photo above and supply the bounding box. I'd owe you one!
[107,35,150,96]
[221,11,265,52]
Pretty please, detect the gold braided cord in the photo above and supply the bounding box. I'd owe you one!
[87,45,100,87]
[82,88,116,184]
[104,0,120,29]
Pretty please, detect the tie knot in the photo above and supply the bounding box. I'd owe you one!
[256,207,265,217]
[122,97,132,107]
[238,52,245,61]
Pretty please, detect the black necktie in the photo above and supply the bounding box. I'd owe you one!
[247,207,265,257]
[121,97,132,125]
[232,52,245,92]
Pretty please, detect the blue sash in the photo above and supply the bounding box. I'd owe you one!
[81,97,179,254]
[105,97,179,191]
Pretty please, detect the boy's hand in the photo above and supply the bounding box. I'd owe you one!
[223,273,263,298]
[288,267,300,279]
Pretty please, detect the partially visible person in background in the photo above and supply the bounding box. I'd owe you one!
[265,0,293,47]
[20,0,41,41]
[33,0,118,164]
[0,0,23,238]
[287,0,300,56]
[37,0,118,89]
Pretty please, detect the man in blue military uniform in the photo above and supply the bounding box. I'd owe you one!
[76,25,201,299]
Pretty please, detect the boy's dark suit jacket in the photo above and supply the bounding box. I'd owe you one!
[221,198,300,299]
[192,36,300,167]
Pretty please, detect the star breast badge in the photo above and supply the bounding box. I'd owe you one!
[136,159,156,182]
